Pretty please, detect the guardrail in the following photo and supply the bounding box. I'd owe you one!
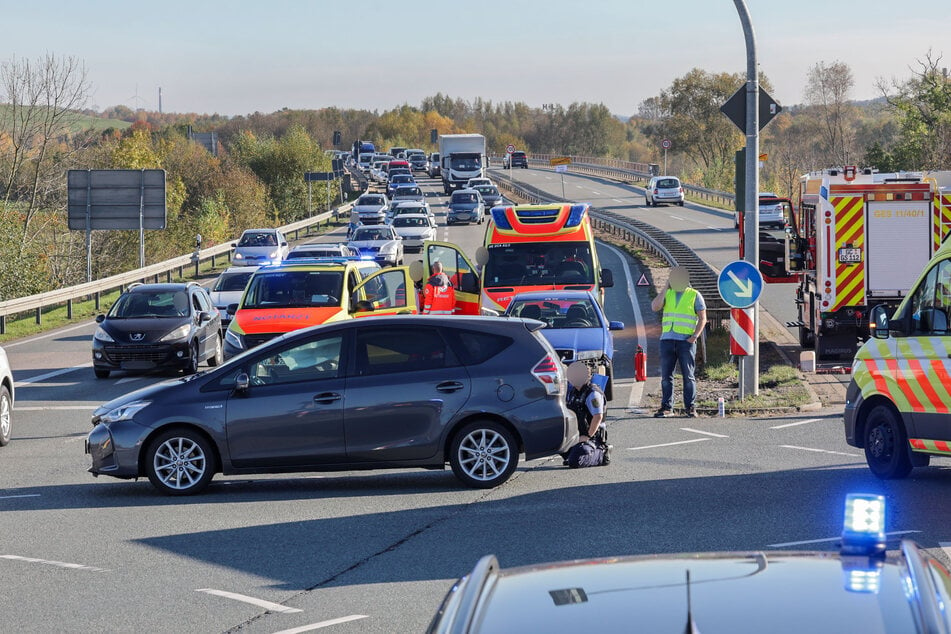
[490,153,736,208]
[0,194,361,334]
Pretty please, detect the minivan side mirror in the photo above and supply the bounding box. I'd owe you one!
[95,314,106,323]
[601,268,615,288]
[870,304,891,340]
[234,372,250,393]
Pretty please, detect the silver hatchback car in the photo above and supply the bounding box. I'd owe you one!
[645,176,685,207]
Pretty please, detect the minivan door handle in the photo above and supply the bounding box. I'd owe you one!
[313,392,342,404]
[436,381,464,393]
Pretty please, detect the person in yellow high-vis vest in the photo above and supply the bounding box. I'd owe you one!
[650,266,707,418]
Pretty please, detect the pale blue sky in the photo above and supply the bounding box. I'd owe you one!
[4,0,949,116]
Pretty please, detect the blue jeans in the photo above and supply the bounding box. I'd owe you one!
[660,338,696,411]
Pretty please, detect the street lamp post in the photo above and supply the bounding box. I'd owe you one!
[734,0,760,398]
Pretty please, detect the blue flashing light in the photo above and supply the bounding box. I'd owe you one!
[491,207,513,230]
[843,567,882,594]
[841,493,886,556]
[564,204,588,228]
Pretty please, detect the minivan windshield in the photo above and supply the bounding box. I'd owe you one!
[484,242,595,287]
[243,271,344,308]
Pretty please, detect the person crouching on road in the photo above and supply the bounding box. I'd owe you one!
[564,361,611,468]
[347,208,361,240]
[422,261,456,315]
[651,265,707,418]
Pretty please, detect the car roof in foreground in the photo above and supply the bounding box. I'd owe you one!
[451,552,920,634]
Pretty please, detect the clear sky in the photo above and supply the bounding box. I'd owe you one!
[4,0,949,117]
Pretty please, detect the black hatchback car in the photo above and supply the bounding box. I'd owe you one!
[92,282,222,379]
[86,315,576,495]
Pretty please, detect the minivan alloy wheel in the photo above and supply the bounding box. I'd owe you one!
[0,387,11,445]
[145,429,216,494]
[450,420,518,488]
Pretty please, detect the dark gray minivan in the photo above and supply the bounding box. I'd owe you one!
[86,316,576,495]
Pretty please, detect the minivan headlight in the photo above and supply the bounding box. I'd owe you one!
[225,329,245,350]
[99,400,151,424]
[160,324,190,342]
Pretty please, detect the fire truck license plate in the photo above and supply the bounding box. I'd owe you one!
[838,247,862,263]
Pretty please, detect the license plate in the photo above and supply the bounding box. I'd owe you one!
[838,247,862,263]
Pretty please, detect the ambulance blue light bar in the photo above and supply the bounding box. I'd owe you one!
[491,207,513,230]
[841,493,886,556]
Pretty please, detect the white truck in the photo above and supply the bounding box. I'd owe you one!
[439,134,486,194]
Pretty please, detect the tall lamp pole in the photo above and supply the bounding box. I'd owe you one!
[734,0,760,398]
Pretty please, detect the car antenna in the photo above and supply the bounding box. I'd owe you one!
[684,569,700,634]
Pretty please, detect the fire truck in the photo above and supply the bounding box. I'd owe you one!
[755,167,951,360]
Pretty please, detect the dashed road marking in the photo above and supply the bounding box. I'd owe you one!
[779,444,860,457]
[670,215,685,221]
[196,588,303,613]
[771,418,823,429]
[681,427,729,438]
[767,530,919,549]
[16,405,97,411]
[628,438,709,451]
[0,554,109,572]
[271,615,369,633]
[0,494,41,500]
[14,363,92,388]
[3,321,94,348]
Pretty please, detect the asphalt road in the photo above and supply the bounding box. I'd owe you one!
[1,171,948,633]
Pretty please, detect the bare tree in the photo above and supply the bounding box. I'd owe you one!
[804,60,856,166]
[0,53,89,237]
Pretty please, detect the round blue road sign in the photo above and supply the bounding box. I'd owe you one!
[717,260,763,309]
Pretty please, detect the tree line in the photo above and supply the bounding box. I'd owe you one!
[1,50,948,301]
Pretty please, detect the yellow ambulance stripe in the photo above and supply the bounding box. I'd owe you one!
[832,196,865,311]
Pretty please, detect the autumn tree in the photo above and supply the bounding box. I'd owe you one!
[804,60,856,165]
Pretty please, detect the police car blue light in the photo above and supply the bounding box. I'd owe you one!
[841,493,886,556]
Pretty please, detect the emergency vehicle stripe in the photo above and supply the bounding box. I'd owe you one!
[885,359,924,412]
[832,196,865,311]
[939,194,951,251]
[929,359,951,406]
[909,438,951,455]
[908,359,950,413]
[864,358,892,400]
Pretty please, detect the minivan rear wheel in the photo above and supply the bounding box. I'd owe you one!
[864,405,913,479]
[450,420,518,488]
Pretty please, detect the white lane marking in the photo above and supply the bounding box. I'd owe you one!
[114,377,143,385]
[670,215,685,221]
[0,554,109,572]
[771,418,823,430]
[0,494,41,500]
[681,427,729,438]
[779,445,860,457]
[195,588,303,613]
[16,405,97,411]
[613,198,625,204]
[545,175,553,180]
[575,185,584,189]
[2,321,95,348]
[598,242,648,411]
[768,530,920,549]
[628,438,709,451]
[14,363,93,388]
[591,190,602,195]
[271,615,370,634]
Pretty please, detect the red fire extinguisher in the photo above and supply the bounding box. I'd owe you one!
[634,345,647,382]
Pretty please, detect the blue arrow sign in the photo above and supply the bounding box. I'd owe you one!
[717,260,763,309]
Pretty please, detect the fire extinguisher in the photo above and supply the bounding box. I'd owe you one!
[634,345,647,382]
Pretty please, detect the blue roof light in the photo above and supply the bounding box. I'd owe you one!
[491,207,513,230]
[841,493,886,556]
[564,204,588,228]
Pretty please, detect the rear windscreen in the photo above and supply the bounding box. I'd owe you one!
[657,178,679,188]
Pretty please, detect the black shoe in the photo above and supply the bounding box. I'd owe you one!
[686,408,698,418]
[601,444,613,466]
[654,408,673,418]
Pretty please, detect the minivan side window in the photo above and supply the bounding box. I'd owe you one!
[354,327,456,376]
[443,328,513,365]
[909,259,951,334]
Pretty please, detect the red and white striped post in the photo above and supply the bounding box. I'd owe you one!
[730,308,755,356]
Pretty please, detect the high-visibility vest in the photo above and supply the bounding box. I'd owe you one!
[423,277,456,315]
[662,287,699,335]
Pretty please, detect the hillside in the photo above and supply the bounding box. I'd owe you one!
[0,104,131,133]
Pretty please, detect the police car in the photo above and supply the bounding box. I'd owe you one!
[427,494,951,633]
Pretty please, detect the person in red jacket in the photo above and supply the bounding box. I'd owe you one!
[423,261,456,315]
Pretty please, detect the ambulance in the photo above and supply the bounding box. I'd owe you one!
[416,203,614,315]
[223,258,417,358]
[844,231,951,479]
[757,168,951,359]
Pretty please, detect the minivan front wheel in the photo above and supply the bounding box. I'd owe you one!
[145,428,216,495]
[0,385,12,446]
[450,420,518,488]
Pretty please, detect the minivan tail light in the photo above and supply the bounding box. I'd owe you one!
[532,355,562,396]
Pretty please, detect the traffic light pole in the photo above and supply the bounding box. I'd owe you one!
[734,0,759,398]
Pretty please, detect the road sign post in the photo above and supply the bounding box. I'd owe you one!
[661,139,672,175]
[718,258,764,398]
[550,157,571,201]
[506,144,515,179]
